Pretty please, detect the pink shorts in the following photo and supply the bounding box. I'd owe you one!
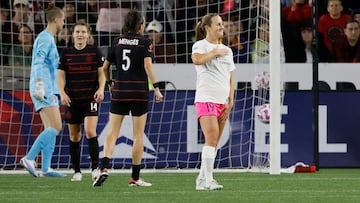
[195,102,225,119]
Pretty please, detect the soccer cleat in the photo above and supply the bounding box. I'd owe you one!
[41,168,66,177]
[128,178,152,187]
[204,180,223,190]
[71,172,82,181]
[91,169,99,182]
[93,168,108,187]
[195,177,206,190]
[20,157,38,177]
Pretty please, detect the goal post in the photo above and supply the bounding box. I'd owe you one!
[269,0,282,175]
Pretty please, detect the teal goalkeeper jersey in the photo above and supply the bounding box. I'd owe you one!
[30,30,59,95]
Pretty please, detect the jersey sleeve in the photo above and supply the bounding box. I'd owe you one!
[144,38,153,58]
[192,40,205,54]
[96,47,105,68]
[32,36,52,79]
[224,45,236,72]
[58,48,67,71]
[107,38,117,63]
[228,47,236,72]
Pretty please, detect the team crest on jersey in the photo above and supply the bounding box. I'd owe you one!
[148,43,154,53]
[52,95,57,103]
[86,55,93,63]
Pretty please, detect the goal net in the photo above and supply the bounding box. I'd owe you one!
[0,0,278,172]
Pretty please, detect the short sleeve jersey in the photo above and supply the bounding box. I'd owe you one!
[107,32,153,102]
[192,39,236,104]
[58,45,104,103]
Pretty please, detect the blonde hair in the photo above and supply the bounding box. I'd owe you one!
[194,13,219,41]
[45,3,63,23]
[73,19,91,33]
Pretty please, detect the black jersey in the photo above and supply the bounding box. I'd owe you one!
[107,32,153,102]
[58,45,104,102]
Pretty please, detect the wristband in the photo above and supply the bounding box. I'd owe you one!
[152,82,160,89]
[106,80,113,85]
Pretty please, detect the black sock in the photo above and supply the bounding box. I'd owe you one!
[100,157,110,170]
[87,137,99,170]
[70,141,81,173]
[132,164,141,180]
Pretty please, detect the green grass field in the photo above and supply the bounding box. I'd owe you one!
[1,169,359,203]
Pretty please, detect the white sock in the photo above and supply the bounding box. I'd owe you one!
[198,162,204,179]
[201,146,215,184]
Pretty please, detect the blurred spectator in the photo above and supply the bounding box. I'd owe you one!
[1,4,11,65]
[180,0,225,63]
[333,19,360,62]
[56,1,78,32]
[246,0,269,43]
[222,15,251,63]
[187,0,210,42]
[8,24,33,66]
[11,0,43,40]
[94,1,125,46]
[28,0,47,35]
[142,0,176,42]
[146,19,175,63]
[351,9,360,23]
[299,22,313,63]
[173,0,190,63]
[282,0,312,62]
[87,32,95,46]
[251,21,269,63]
[57,26,72,53]
[281,0,292,7]
[251,21,285,64]
[174,0,208,63]
[221,0,234,15]
[318,0,351,62]
[78,0,100,45]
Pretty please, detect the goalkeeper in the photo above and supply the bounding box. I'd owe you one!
[191,13,235,190]
[20,3,66,178]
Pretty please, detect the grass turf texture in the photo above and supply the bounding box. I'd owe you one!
[0,169,359,203]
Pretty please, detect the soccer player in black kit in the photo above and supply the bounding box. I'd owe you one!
[57,20,106,182]
[93,10,163,187]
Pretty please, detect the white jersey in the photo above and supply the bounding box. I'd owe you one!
[192,39,236,104]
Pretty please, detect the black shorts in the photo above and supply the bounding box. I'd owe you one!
[110,101,148,116]
[64,100,99,124]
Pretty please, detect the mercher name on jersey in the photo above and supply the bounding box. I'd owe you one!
[118,38,139,45]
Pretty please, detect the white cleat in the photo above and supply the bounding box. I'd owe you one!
[128,178,152,187]
[195,177,206,190]
[20,157,38,177]
[204,180,223,190]
[91,169,99,182]
[71,172,82,181]
[93,168,109,187]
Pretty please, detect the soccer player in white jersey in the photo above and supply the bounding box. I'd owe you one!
[191,13,236,190]
[20,3,66,177]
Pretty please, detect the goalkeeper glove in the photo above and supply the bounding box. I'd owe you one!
[34,80,45,101]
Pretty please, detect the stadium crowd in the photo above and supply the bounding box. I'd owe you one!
[1,0,360,65]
